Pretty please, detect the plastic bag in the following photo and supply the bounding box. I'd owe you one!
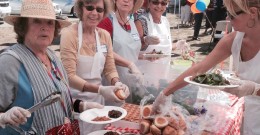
[172,85,200,115]
[187,101,230,134]
[125,74,150,105]
[139,94,191,134]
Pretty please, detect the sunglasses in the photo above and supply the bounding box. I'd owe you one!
[151,1,168,6]
[85,5,104,13]
[227,10,244,20]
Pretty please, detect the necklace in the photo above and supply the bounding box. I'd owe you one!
[40,54,51,71]
[118,11,131,31]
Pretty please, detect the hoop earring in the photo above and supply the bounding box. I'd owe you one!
[247,18,255,28]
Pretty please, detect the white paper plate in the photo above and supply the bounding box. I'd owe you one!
[184,76,239,89]
[79,106,127,124]
[88,130,121,135]
[143,53,170,58]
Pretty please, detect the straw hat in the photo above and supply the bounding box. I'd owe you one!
[4,0,71,28]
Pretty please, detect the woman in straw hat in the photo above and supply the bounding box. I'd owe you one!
[60,0,130,133]
[98,0,144,102]
[0,0,104,134]
[153,0,260,133]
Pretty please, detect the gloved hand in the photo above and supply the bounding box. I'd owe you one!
[128,62,144,84]
[152,91,172,114]
[82,101,104,111]
[223,79,260,97]
[98,86,122,102]
[0,107,31,128]
[144,35,160,45]
[115,82,130,98]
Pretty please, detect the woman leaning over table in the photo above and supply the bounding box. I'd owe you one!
[98,0,144,90]
[60,0,130,134]
[153,0,260,134]
[0,0,103,134]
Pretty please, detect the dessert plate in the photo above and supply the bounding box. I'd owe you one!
[143,53,170,58]
[80,106,127,124]
[88,130,121,135]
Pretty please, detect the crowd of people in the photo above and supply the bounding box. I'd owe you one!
[0,0,259,134]
[178,0,227,41]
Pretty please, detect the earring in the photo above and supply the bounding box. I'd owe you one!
[247,18,256,28]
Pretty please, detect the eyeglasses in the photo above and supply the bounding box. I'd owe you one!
[227,10,244,20]
[85,5,104,13]
[151,1,168,6]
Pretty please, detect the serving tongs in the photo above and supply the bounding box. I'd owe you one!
[7,92,61,135]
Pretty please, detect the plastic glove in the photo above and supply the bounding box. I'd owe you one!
[152,91,172,114]
[0,107,31,128]
[128,62,144,84]
[223,79,260,97]
[115,82,130,98]
[82,101,104,111]
[144,35,160,45]
[98,86,122,102]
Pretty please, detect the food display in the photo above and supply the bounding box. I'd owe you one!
[193,73,230,85]
[140,105,187,135]
[108,110,122,118]
[104,131,120,135]
[92,116,111,121]
[115,89,126,100]
[121,103,140,123]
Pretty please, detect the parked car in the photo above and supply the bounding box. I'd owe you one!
[53,2,62,15]
[52,0,76,17]
[0,0,11,23]
[9,0,62,15]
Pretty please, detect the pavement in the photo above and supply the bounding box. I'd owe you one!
[0,12,230,70]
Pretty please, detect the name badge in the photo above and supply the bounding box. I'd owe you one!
[99,45,108,53]
[132,33,140,41]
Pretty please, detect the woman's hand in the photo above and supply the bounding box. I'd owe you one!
[144,36,160,45]
[223,79,260,97]
[115,82,130,98]
[0,107,31,128]
[128,62,144,85]
[152,91,171,114]
[98,85,124,102]
[81,101,104,112]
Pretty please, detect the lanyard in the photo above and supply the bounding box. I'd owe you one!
[24,46,74,117]
[44,59,74,117]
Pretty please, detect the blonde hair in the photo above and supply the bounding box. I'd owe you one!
[74,0,111,21]
[224,0,260,17]
[112,0,144,14]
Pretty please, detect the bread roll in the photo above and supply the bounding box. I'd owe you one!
[166,117,179,130]
[162,126,178,135]
[150,124,161,135]
[154,116,168,129]
[140,119,151,134]
[115,89,126,100]
[142,105,152,119]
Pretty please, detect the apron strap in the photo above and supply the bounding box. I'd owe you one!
[78,21,101,53]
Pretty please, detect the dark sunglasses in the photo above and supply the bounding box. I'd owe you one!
[85,5,104,13]
[227,10,244,20]
[151,1,168,6]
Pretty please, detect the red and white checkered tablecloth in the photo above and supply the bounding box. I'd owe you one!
[216,97,244,135]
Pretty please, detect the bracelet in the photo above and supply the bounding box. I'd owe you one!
[73,99,82,113]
